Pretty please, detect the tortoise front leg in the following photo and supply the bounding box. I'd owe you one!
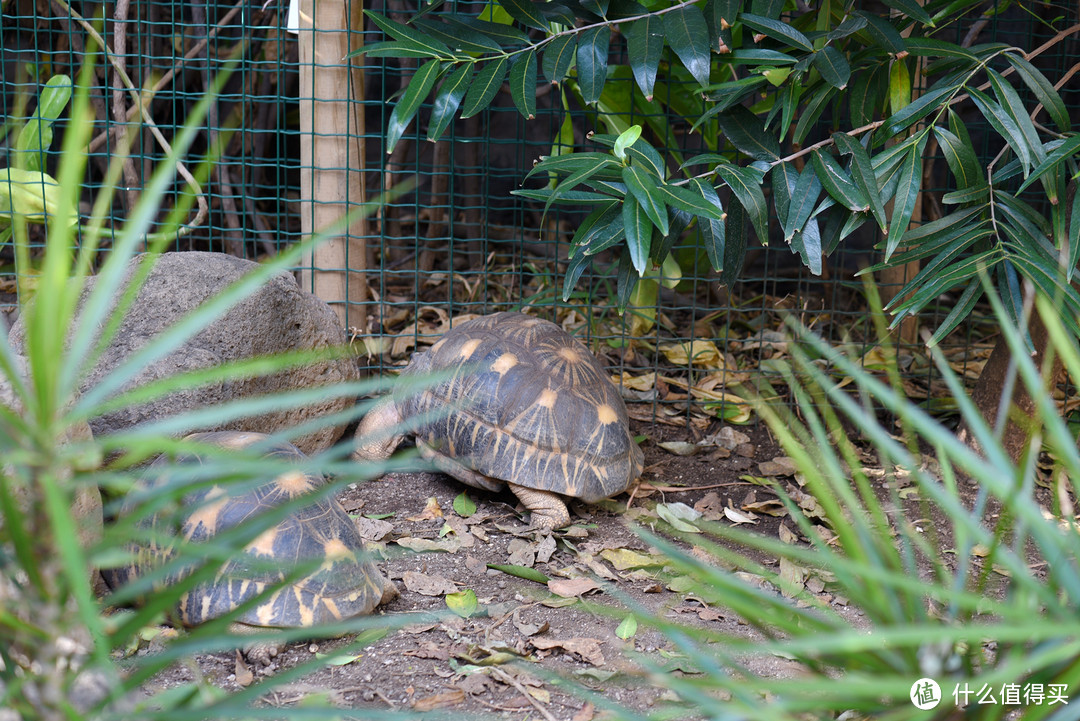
[507,482,570,530]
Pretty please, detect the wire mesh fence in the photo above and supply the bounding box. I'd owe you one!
[2,0,1078,428]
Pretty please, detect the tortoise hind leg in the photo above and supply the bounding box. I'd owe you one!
[507,482,570,530]
[415,439,503,493]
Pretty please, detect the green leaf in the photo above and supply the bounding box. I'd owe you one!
[708,0,742,27]
[849,62,886,127]
[663,4,712,87]
[526,152,623,181]
[934,125,985,191]
[925,279,982,347]
[446,589,480,617]
[1006,52,1069,133]
[626,142,666,179]
[810,150,867,212]
[1070,183,1080,280]
[854,11,905,54]
[987,68,1045,164]
[426,64,472,142]
[461,57,508,118]
[580,207,627,256]
[497,0,549,31]
[622,164,669,236]
[453,492,476,517]
[880,0,933,25]
[576,26,611,105]
[739,13,813,52]
[968,87,1032,176]
[902,36,977,60]
[487,563,551,583]
[509,51,538,119]
[412,17,504,54]
[722,198,747,285]
[625,16,663,99]
[655,183,726,220]
[365,11,453,57]
[360,40,451,59]
[623,194,652,275]
[513,188,614,204]
[832,132,887,233]
[15,76,72,173]
[386,59,441,154]
[792,85,835,145]
[790,219,822,274]
[689,178,726,271]
[884,138,926,260]
[718,106,781,161]
[784,167,822,242]
[813,46,850,90]
[581,0,609,17]
[613,125,642,161]
[445,15,530,46]
[1017,135,1080,195]
[616,614,638,640]
[885,83,954,136]
[715,164,768,243]
[542,34,577,85]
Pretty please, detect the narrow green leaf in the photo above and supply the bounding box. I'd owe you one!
[663,5,712,87]
[832,132,887,233]
[718,105,781,161]
[623,194,652,274]
[884,140,926,260]
[622,164,669,236]
[625,16,663,99]
[497,0,549,31]
[577,26,611,105]
[655,183,726,220]
[1069,183,1080,281]
[848,63,886,126]
[512,188,614,204]
[813,46,850,89]
[445,15,530,46]
[412,17,503,54]
[854,11,906,54]
[792,85,835,144]
[784,168,822,241]
[581,208,628,256]
[426,63,472,142]
[885,83,954,136]
[614,126,643,161]
[902,37,976,60]
[925,279,982,347]
[542,34,577,85]
[386,59,441,154]
[581,0,609,17]
[987,68,1045,164]
[1017,136,1080,195]
[1006,52,1070,133]
[968,87,1032,176]
[715,164,768,243]
[790,218,822,274]
[722,198,747,285]
[934,125,985,191]
[461,57,508,119]
[724,49,798,65]
[366,11,453,56]
[626,141,666,179]
[360,40,450,59]
[739,13,813,52]
[827,15,867,40]
[880,0,933,25]
[941,186,989,205]
[749,0,783,20]
[525,152,623,181]
[709,0,742,27]
[509,50,538,119]
[690,178,726,271]
[810,150,868,212]
[563,248,593,300]
[771,162,798,231]
[615,251,636,311]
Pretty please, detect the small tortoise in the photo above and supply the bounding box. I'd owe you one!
[354,312,643,529]
[103,431,394,662]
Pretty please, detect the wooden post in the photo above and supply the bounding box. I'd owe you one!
[298,0,369,332]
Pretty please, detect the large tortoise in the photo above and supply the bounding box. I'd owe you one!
[103,431,394,662]
[354,312,643,529]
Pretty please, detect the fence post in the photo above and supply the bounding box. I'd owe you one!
[298,0,369,332]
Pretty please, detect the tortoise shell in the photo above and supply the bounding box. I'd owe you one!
[102,431,388,628]
[394,312,642,502]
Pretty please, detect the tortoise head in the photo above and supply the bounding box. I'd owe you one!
[352,396,406,462]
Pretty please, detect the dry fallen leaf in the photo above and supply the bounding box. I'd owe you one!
[659,340,725,368]
[234,651,253,687]
[408,496,445,522]
[354,515,394,542]
[402,571,458,597]
[396,535,472,553]
[572,702,596,721]
[723,506,757,525]
[531,637,606,666]
[411,688,466,711]
[548,577,600,598]
[600,548,664,571]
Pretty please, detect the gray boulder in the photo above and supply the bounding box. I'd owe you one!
[8,251,358,454]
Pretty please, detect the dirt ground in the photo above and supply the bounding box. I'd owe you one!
[131,417,875,719]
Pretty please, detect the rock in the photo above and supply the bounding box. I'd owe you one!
[7,252,358,454]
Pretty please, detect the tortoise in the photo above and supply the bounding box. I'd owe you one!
[102,431,395,663]
[354,312,643,529]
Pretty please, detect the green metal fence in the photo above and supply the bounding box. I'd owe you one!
[2,0,1078,428]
